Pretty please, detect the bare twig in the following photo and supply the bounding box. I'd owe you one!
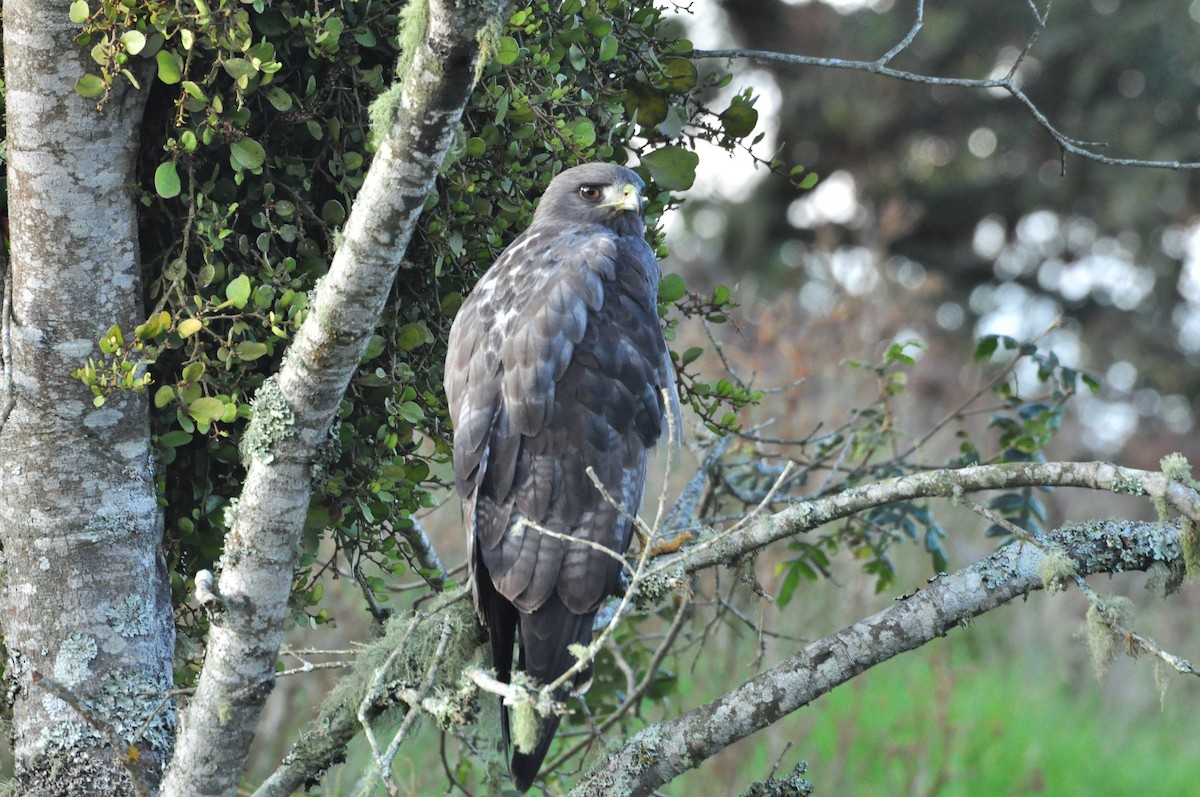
[354,614,425,797]
[374,617,456,779]
[1070,576,1199,678]
[517,513,637,577]
[877,0,924,66]
[394,515,449,591]
[666,460,1200,577]
[693,0,1200,172]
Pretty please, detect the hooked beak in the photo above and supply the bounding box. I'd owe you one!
[602,182,642,213]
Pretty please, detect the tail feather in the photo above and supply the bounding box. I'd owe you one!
[510,712,563,793]
[478,570,519,760]
[506,598,596,792]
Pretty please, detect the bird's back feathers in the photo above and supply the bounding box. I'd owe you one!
[444,164,677,791]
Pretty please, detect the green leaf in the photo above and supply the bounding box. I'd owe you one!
[230,138,266,171]
[974,336,999,362]
[177,318,203,337]
[464,137,486,157]
[719,102,758,137]
[396,401,424,424]
[265,87,292,111]
[397,322,432,351]
[798,172,819,190]
[235,340,268,361]
[680,346,704,366]
[776,562,804,608]
[120,30,146,55]
[226,275,252,309]
[159,430,192,448]
[188,397,226,424]
[598,34,618,62]
[156,50,181,84]
[641,146,699,191]
[623,84,668,127]
[75,73,106,98]
[154,161,181,199]
[222,57,255,82]
[658,273,687,303]
[571,118,596,147]
[496,36,520,65]
[660,58,698,92]
[361,334,386,362]
[153,386,175,409]
[181,361,205,382]
[69,0,89,24]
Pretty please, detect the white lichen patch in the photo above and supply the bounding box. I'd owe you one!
[106,593,154,637]
[83,407,122,430]
[53,338,93,359]
[53,633,98,688]
[41,692,68,717]
[115,437,150,461]
[239,376,296,464]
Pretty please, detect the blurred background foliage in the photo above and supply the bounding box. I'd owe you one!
[683,0,1200,464]
[4,0,1199,793]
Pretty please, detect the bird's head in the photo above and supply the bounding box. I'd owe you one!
[532,163,646,235]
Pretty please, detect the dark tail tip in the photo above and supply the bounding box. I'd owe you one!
[509,712,561,793]
[511,757,536,793]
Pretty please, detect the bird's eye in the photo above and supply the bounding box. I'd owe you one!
[579,185,602,202]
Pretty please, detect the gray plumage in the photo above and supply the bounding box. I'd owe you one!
[444,163,679,792]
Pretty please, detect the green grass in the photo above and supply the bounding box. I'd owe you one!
[662,623,1200,797]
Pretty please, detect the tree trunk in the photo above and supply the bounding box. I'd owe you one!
[159,1,509,793]
[0,2,172,794]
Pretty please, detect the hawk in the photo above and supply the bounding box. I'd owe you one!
[444,163,680,791]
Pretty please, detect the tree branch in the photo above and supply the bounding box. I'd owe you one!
[254,458,1196,792]
[693,0,1200,171]
[249,593,475,797]
[159,1,509,794]
[570,517,1186,796]
[660,461,1200,577]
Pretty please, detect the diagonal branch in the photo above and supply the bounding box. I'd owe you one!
[658,461,1200,578]
[158,1,510,794]
[693,0,1200,171]
[570,517,1186,796]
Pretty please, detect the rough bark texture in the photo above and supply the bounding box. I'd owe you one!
[158,1,509,794]
[0,2,173,795]
[570,518,1187,797]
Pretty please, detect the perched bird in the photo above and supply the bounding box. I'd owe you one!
[444,163,680,791]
